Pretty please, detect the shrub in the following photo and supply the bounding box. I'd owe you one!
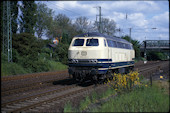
[106,71,146,93]
[55,43,69,64]
[1,61,28,76]
[147,51,168,60]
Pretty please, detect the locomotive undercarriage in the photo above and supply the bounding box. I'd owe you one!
[69,66,134,84]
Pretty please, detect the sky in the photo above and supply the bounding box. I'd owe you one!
[39,0,169,42]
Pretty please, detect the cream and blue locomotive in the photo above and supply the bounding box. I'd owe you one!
[68,32,135,83]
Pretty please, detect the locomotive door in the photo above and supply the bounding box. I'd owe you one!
[105,39,111,69]
[108,47,112,69]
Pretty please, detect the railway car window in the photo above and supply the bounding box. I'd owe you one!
[117,42,123,48]
[107,40,113,47]
[122,43,126,48]
[112,41,117,47]
[128,44,131,49]
[125,44,130,49]
[73,39,84,46]
[104,39,107,47]
[86,39,99,46]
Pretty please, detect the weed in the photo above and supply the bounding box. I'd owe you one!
[63,101,73,113]
[92,85,169,112]
[79,96,91,111]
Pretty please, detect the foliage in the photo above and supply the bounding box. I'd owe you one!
[19,1,37,34]
[47,60,68,71]
[35,2,54,39]
[64,101,73,113]
[105,71,145,93]
[74,16,91,33]
[1,53,28,76]
[10,33,67,74]
[147,51,168,61]
[92,85,169,112]
[1,50,67,76]
[79,96,91,111]
[55,42,69,64]
[63,87,116,112]
[46,13,72,39]
[101,18,116,36]
[12,33,42,56]
[135,57,146,62]
[10,1,19,34]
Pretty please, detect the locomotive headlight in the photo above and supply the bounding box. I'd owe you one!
[92,59,97,63]
[71,59,78,63]
[89,59,97,63]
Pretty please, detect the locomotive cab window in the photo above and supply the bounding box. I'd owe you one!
[72,39,84,46]
[86,39,99,46]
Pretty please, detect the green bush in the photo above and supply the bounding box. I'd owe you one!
[2,33,69,76]
[1,61,28,76]
[48,60,68,71]
[147,51,168,60]
[55,43,69,64]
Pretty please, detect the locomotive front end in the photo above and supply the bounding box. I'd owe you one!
[68,35,107,82]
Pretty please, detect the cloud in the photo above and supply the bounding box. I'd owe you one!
[44,1,169,41]
[151,11,169,28]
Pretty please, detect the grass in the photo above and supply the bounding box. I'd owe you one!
[63,78,169,112]
[91,84,169,112]
[63,87,116,112]
[63,101,73,112]
[79,96,91,111]
[48,60,68,71]
[1,61,28,76]
[1,59,68,77]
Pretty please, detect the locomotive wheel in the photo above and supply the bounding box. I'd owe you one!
[107,70,113,80]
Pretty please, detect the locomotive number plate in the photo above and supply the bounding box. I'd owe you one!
[81,51,87,56]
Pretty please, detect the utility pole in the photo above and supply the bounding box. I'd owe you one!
[99,6,102,33]
[129,28,132,42]
[3,1,12,62]
[94,6,102,33]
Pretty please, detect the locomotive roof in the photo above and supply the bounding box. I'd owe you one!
[75,32,131,44]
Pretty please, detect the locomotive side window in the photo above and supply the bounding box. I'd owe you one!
[112,41,117,47]
[125,44,131,49]
[86,39,99,46]
[122,43,126,48]
[107,40,113,47]
[107,40,117,47]
[104,39,107,47]
[73,39,84,46]
[117,42,123,48]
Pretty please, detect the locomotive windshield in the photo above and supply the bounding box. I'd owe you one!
[73,39,84,46]
[86,39,99,46]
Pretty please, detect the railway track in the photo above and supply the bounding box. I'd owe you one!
[2,70,68,81]
[1,71,69,96]
[1,83,105,112]
[1,61,169,112]
[136,61,169,78]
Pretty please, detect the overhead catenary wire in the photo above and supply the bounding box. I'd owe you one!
[45,1,82,18]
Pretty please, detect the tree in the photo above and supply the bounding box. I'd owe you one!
[19,1,37,35]
[1,2,3,49]
[54,13,71,30]
[101,18,116,36]
[35,2,54,39]
[46,14,71,40]
[10,1,19,34]
[74,16,91,33]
